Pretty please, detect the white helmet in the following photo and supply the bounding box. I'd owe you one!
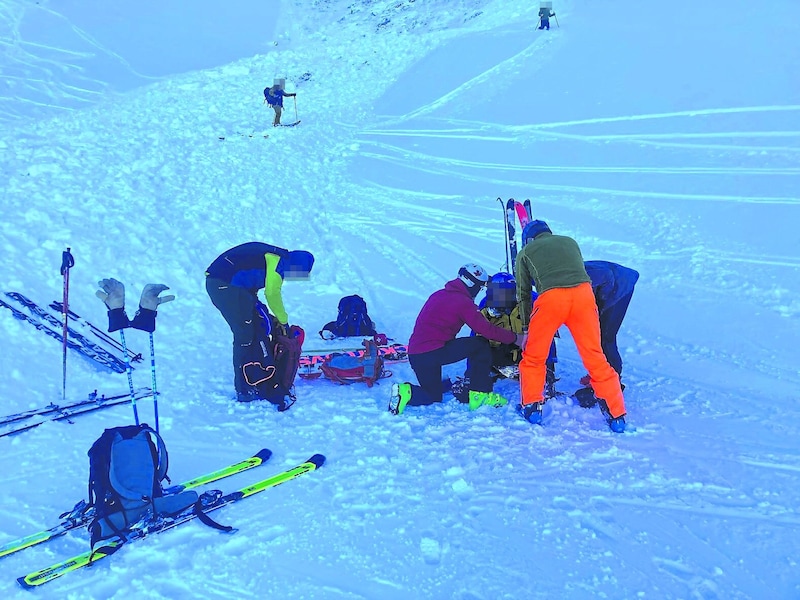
[458,263,489,289]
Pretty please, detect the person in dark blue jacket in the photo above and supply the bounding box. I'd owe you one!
[206,242,314,408]
[583,261,639,378]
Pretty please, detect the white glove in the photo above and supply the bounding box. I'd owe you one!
[139,284,175,310]
[96,278,125,310]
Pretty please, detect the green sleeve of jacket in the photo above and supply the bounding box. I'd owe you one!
[262,253,289,325]
[515,253,534,328]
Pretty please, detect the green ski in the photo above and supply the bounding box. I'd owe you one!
[1,448,272,560]
[18,453,325,588]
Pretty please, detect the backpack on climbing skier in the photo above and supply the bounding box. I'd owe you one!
[86,424,198,549]
[319,295,377,339]
[319,339,388,386]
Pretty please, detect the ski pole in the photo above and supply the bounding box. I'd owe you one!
[554,13,559,27]
[498,197,510,273]
[293,96,298,122]
[149,332,159,433]
[118,330,139,426]
[59,248,74,404]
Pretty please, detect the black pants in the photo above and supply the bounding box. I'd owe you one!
[407,337,492,406]
[206,277,285,401]
[599,290,634,376]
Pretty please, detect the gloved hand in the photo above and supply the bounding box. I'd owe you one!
[514,332,528,348]
[139,284,175,310]
[96,278,125,310]
[274,322,288,337]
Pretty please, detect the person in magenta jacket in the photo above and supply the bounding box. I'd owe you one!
[389,264,527,415]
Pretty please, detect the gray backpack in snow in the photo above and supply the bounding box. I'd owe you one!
[87,424,198,550]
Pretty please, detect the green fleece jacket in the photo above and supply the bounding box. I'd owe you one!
[515,232,591,325]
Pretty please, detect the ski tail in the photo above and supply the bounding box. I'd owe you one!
[505,198,518,267]
[514,201,530,229]
[0,449,272,561]
[523,199,532,221]
[17,453,324,588]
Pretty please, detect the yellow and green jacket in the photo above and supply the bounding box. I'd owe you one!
[480,305,525,363]
[205,242,289,324]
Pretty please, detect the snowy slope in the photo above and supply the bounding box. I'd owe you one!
[1,0,800,598]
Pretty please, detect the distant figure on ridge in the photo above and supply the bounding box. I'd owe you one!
[538,2,556,30]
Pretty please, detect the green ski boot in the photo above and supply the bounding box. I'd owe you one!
[389,383,412,415]
[468,390,509,411]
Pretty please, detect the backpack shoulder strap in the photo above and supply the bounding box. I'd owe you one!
[142,425,169,484]
[319,322,337,339]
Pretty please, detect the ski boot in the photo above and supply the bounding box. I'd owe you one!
[598,398,626,433]
[389,383,412,415]
[468,390,508,411]
[517,402,544,425]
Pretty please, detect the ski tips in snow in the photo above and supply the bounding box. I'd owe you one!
[254,448,274,462]
[306,454,326,468]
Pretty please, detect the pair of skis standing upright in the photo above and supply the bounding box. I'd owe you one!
[501,197,533,272]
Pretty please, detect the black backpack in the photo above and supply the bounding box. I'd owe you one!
[87,424,197,550]
[320,295,377,339]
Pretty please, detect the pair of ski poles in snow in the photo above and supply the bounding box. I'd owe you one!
[60,252,167,432]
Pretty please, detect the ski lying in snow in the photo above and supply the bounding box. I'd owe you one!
[298,344,408,379]
[275,120,301,127]
[18,454,325,588]
[0,388,150,428]
[0,389,154,439]
[1,292,129,373]
[49,301,141,363]
[0,449,273,561]
[301,342,407,358]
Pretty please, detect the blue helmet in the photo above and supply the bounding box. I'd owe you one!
[522,220,552,246]
[485,272,517,310]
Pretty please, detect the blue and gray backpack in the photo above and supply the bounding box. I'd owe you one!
[87,424,198,551]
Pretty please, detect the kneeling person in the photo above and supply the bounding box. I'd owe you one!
[389,264,526,416]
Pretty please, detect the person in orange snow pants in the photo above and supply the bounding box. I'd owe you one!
[515,220,627,431]
[521,283,625,416]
